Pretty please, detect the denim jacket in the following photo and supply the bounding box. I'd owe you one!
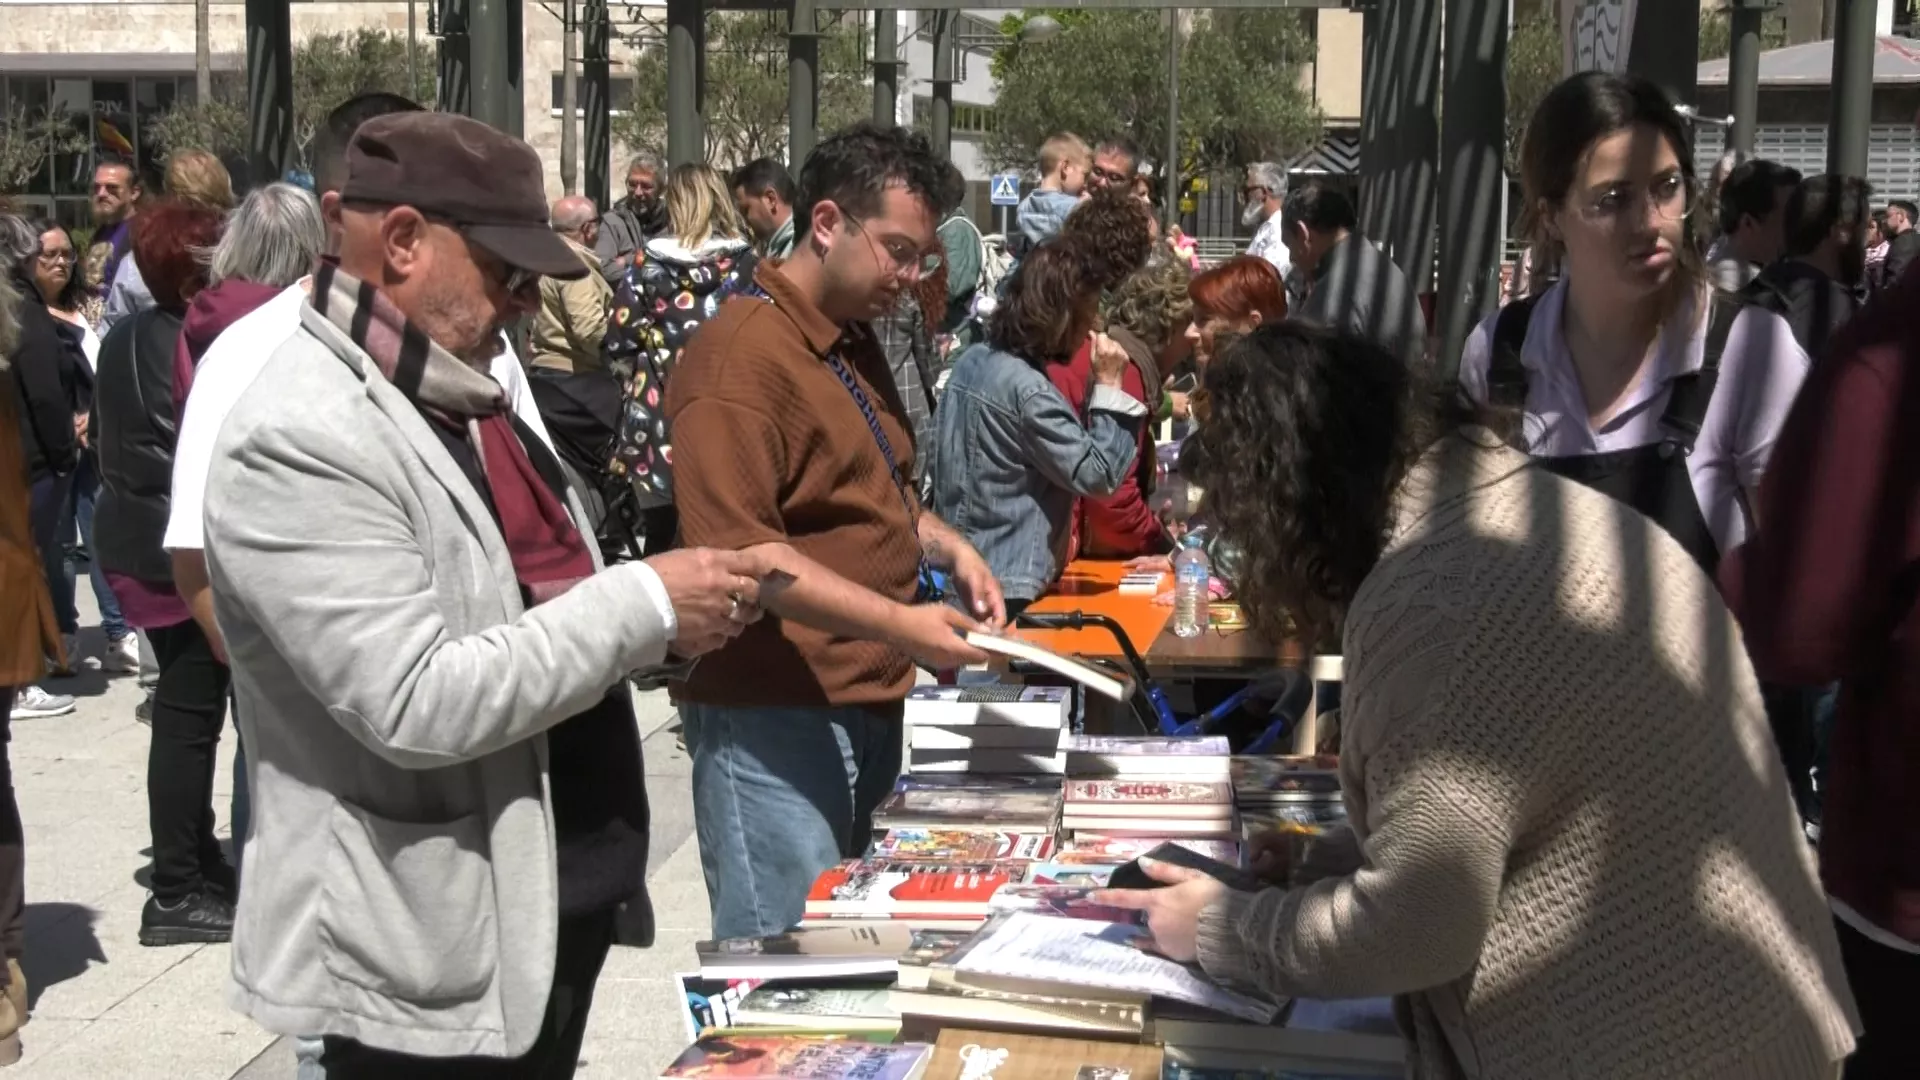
[931,343,1145,602]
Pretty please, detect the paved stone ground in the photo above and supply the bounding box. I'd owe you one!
[11,585,710,1079]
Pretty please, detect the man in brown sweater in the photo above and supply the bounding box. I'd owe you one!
[1723,262,1920,1080]
[664,124,1004,940]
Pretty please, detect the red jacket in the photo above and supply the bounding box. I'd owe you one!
[1048,333,1170,559]
[1720,266,1920,944]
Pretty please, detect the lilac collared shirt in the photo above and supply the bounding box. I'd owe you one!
[1457,280,1809,555]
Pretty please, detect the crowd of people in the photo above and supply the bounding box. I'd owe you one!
[0,63,1911,1079]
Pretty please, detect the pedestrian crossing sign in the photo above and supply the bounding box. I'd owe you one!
[990,173,1021,206]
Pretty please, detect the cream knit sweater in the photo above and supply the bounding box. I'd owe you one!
[1196,432,1859,1080]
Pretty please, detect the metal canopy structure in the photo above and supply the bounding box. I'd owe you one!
[235,0,1880,366]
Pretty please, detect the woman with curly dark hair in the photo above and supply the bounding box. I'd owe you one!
[1097,320,1858,1079]
[1060,186,1155,293]
[929,243,1148,614]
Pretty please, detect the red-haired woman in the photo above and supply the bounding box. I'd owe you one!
[90,200,239,946]
[1185,255,1288,369]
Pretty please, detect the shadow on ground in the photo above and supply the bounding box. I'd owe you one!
[18,902,103,1009]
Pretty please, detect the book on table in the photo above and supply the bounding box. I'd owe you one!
[1063,779,1235,819]
[803,860,1020,923]
[1061,736,1232,780]
[964,632,1132,702]
[1061,819,1241,840]
[658,1034,933,1080]
[904,684,1072,729]
[872,784,1062,834]
[729,985,901,1034]
[886,984,1148,1037]
[909,746,1069,776]
[908,723,1069,751]
[922,1027,1165,1080]
[1054,836,1244,867]
[933,911,1281,1025]
[869,828,1057,863]
[985,884,1143,924]
[696,922,915,981]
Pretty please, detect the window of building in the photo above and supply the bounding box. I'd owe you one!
[0,74,192,206]
[910,97,997,136]
[549,73,636,116]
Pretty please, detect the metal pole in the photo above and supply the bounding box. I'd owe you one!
[873,8,899,127]
[931,10,955,160]
[790,0,821,169]
[1165,10,1180,233]
[1828,0,1875,176]
[506,0,524,137]
[583,0,610,208]
[1436,0,1506,375]
[195,0,212,107]
[1358,0,1440,291]
[243,0,293,186]
[666,0,700,165]
[1627,0,1700,112]
[437,0,471,115]
[1729,0,1764,156]
[560,0,577,193]
[469,0,511,129]
[407,0,419,97]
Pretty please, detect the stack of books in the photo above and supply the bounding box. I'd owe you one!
[903,683,1073,775]
[1061,779,1238,843]
[1060,734,1233,780]
[870,774,1063,845]
[659,1034,934,1079]
[1231,756,1346,838]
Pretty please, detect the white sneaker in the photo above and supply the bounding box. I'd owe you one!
[11,686,75,721]
[102,633,141,674]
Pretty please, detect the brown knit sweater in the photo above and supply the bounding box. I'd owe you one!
[1196,432,1858,1080]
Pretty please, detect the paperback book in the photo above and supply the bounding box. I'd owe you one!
[658,1034,933,1080]
[730,986,899,1032]
[873,786,1062,833]
[923,1028,1164,1080]
[804,860,1021,920]
[869,828,1057,863]
[1063,780,1234,819]
[697,923,914,981]
[1061,736,1232,780]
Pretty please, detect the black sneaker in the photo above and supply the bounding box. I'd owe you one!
[139,891,234,947]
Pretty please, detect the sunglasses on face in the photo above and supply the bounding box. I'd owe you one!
[1091,166,1131,187]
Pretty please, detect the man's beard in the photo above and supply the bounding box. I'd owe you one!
[1240,199,1267,227]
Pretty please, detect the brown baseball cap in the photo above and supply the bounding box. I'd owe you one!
[342,112,586,280]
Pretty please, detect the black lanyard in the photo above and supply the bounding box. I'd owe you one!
[734,279,942,601]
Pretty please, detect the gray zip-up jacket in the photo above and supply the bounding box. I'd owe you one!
[204,302,674,1059]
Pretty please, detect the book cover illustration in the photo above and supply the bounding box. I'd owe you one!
[661,1035,931,1079]
[900,929,974,969]
[871,829,1056,863]
[1057,836,1242,866]
[987,885,1142,925]
[734,986,897,1022]
[807,861,1016,913]
[1065,780,1233,806]
[1024,861,1117,887]
[698,923,910,961]
[1229,758,1342,797]
[891,774,1064,794]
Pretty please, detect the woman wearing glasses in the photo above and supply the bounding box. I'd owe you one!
[1458,72,1808,576]
[930,243,1150,618]
[604,163,757,553]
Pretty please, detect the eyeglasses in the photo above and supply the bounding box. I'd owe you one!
[483,255,539,297]
[847,215,943,281]
[1091,166,1131,188]
[1576,173,1692,225]
[36,249,75,266]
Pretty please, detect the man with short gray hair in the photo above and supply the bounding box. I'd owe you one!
[531,195,613,374]
[594,150,667,281]
[1241,162,1293,285]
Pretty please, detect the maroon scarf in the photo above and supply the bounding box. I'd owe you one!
[311,262,593,604]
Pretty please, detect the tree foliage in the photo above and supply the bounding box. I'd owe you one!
[1698,7,1788,63]
[146,30,434,168]
[0,103,91,195]
[1505,0,1562,176]
[616,12,870,167]
[984,10,1322,194]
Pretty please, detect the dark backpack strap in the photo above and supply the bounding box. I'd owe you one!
[1659,289,1742,456]
[1485,296,1536,410]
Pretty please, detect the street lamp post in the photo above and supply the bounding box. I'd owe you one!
[1165,9,1179,233]
[925,13,1060,160]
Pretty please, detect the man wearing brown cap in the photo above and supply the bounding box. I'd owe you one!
[202,111,773,1073]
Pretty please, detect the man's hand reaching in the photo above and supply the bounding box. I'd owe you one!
[645,547,772,658]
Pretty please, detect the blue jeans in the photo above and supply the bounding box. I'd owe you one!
[28,474,77,636]
[680,702,903,939]
[69,457,128,641]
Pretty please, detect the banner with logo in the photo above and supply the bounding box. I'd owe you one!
[1561,0,1638,75]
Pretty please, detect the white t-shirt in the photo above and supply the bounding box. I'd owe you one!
[1245,207,1294,282]
[164,282,555,551]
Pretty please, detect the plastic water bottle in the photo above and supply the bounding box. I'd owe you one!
[1172,534,1211,638]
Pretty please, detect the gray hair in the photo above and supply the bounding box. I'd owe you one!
[0,266,18,372]
[626,150,664,176]
[207,183,325,287]
[0,214,39,280]
[1246,162,1288,196]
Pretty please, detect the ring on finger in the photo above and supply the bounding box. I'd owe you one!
[727,592,746,622]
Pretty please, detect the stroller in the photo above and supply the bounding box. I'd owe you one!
[526,368,646,565]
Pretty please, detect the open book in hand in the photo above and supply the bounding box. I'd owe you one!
[965,633,1132,702]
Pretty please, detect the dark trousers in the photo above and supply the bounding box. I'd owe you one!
[1837,914,1920,1079]
[28,474,77,636]
[146,620,231,901]
[0,691,21,967]
[640,505,678,556]
[316,910,615,1078]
